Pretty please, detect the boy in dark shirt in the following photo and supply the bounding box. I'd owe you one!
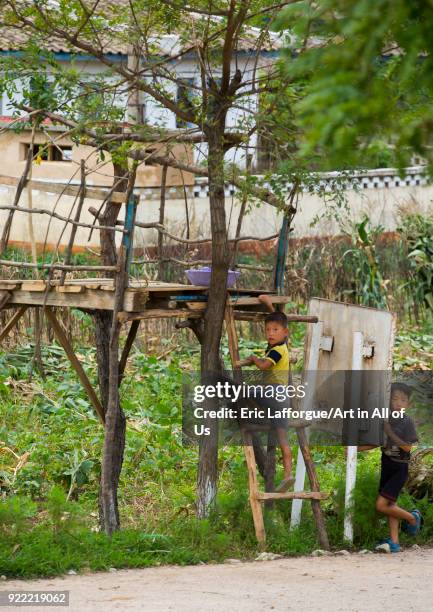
[357,383,422,552]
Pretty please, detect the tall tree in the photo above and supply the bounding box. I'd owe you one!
[0,0,300,531]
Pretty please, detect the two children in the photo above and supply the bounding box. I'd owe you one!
[357,382,422,552]
[242,298,422,549]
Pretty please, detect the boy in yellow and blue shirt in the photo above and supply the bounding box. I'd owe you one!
[243,294,293,492]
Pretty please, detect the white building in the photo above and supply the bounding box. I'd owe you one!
[0,19,283,172]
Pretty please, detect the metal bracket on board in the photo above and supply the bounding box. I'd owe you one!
[319,335,334,352]
[362,342,375,359]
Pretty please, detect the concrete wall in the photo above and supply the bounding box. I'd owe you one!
[133,179,432,248]
[2,168,431,253]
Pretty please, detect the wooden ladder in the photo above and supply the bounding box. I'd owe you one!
[224,300,330,550]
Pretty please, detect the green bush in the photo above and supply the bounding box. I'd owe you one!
[398,213,433,315]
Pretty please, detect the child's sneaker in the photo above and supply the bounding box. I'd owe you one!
[375,539,401,553]
[403,509,422,536]
[389,541,401,553]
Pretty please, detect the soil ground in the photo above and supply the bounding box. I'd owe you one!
[3,547,431,612]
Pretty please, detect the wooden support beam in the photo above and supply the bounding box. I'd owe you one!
[234,312,319,323]
[19,281,46,292]
[297,426,330,550]
[119,320,140,383]
[257,491,329,501]
[187,296,293,310]
[244,433,266,547]
[224,302,267,545]
[117,309,317,324]
[44,307,105,424]
[56,285,85,293]
[231,295,292,307]
[9,287,148,311]
[0,259,117,273]
[0,174,128,203]
[60,159,86,285]
[224,303,242,381]
[118,309,201,323]
[0,291,12,310]
[0,306,28,343]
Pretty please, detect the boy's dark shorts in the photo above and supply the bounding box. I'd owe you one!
[251,394,290,430]
[379,453,409,502]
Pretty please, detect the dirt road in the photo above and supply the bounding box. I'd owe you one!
[2,547,432,612]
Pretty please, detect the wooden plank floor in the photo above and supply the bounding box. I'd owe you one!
[0,278,288,313]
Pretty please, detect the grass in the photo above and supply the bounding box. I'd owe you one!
[1,321,433,578]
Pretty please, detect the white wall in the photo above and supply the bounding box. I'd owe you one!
[133,181,433,248]
[2,171,431,252]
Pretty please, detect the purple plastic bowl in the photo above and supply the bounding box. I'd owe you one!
[186,267,241,288]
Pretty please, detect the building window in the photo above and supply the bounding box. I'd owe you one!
[176,78,196,128]
[52,146,73,162]
[21,143,73,162]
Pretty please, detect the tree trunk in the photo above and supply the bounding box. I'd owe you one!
[196,125,230,518]
[158,164,168,281]
[100,264,127,534]
[95,163,129,532]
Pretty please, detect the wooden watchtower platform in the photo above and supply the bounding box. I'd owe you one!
[0,278,294,318]
[0,170,330,547]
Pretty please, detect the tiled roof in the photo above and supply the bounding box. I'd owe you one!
[0,3,283,56]
[0,115,70,130]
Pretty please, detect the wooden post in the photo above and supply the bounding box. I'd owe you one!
[224,302,267,544]
[244,431,266,547]
[60,160,86,285]
[264,435,276,507]
[297,426,330,550]
[100,189,138,534]
[44,306,105,423]
[273,215,290,295]
[224,301,242,381]
[0,291,12,311]
[122,194,139,282]
[158,165,168,281]
[0,147,33,255]
[118,319,140,383]
[0,306,28,343]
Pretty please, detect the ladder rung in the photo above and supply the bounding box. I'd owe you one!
[256,491,329,501]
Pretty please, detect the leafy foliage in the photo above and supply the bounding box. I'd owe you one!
[1,323,432,577]
[277,0,433,174]
[341,217,388,308]
[397,213,433,312]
